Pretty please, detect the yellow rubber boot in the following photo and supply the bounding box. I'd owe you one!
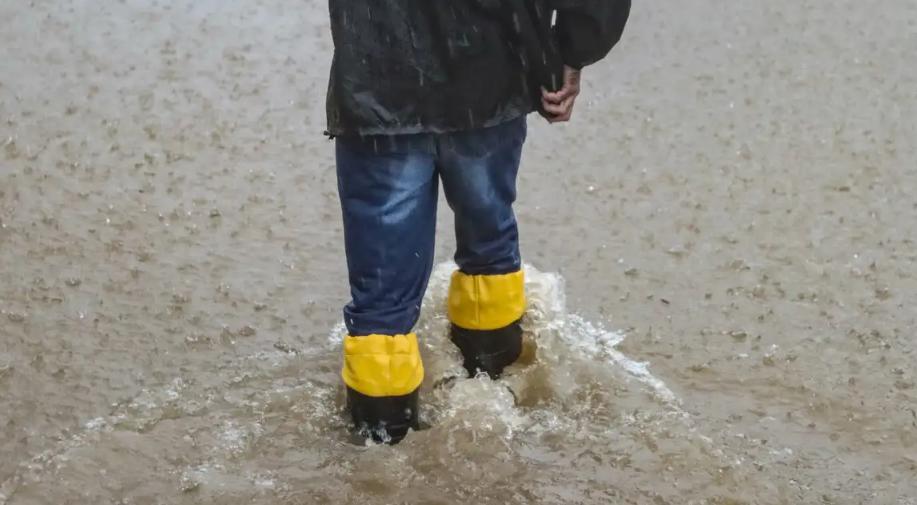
[342,333,424,443]
[447,270,526,377]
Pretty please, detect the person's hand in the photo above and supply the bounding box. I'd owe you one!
[540,65,582,123]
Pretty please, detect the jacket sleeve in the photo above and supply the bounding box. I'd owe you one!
[550,0,631,69]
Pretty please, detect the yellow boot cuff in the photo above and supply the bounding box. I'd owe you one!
[448,270,526,331]
[342,333,424,397]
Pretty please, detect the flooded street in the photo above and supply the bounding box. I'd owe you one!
[2,0,916,503]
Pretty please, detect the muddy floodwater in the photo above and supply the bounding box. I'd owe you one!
[1,0,916,504]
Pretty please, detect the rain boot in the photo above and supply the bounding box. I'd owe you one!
[447,270,526,378]
[342,333,424,444]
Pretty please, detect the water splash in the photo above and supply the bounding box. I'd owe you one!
[3,262,702,503]
[425,262,683,408]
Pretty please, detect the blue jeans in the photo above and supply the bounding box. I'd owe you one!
[336,117,527,336]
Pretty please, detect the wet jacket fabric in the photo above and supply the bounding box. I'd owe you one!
[325,0,631,136]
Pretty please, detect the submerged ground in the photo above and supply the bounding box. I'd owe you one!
[1,1,915,503]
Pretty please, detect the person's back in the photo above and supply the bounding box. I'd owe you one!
[326,0,631,135]
[326,0,631,443]
[326,1,520,135]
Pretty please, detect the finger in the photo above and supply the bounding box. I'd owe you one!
[546,93,577,115]
[544,89,572,104]
[562,94,578,114]
[542,92,562,105]
[546,107,572,123]
[542,86,573,104]
[549,105,574,124]
[560,86,580,101]
[541,97,567,115]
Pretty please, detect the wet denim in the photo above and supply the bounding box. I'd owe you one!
[336,117,527,336]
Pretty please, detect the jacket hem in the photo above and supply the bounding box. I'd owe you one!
[325,108,535,138]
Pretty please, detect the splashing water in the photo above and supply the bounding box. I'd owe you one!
[2,0,914,502]
[2,263,745,505]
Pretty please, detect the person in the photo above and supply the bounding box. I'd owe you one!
[326,0,631,443]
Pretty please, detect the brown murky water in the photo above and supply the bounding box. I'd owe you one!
[2,1,916,504]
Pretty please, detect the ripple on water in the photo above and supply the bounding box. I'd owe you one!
[2,263,748,504]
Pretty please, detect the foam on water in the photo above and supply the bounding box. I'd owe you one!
[415,262,686,434]
[2,263,701,503]
[521,264,682,407]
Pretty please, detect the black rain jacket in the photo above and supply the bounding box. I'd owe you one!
[325,0,631,136]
